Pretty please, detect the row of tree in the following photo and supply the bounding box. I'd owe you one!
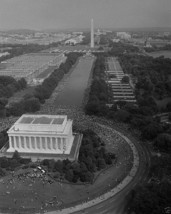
[0,150,30,175]
[85,43,171,148]
[0,77,27,117]
[85,54,113,116]
[5,52,81,116]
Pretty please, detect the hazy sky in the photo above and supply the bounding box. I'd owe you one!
[0,0,171,30]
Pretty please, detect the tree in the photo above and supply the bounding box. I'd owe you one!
[9,101,25,116]
[0,157,9,168]
[84,156,95,172]
[24,98,40,112]
[167,101,171,111]
[154,133,171,152]
[0,97,8,106]
[65,169,74,182]
[42,159,50,168]
[54,160,63,173]
[104,153,112,165]
[129,182,171,214]
[17,78,27,89]
[97,158,106,170]
[121,75,129,84]
[12,150,21,161]
[0,103,6,118]
[0,167,6,177]
[115,109,130,122]
[141,122,163,140]
[84,171,94,183]
[80,162,88,173]
[85,100,100,115]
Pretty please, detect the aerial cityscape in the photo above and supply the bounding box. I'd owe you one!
[0,0,171,214]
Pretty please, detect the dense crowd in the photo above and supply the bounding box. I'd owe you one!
[0,167,62,211]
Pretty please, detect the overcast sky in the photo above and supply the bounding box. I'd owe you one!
[0,0,171,30]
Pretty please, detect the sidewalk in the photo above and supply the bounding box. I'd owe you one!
[43,129,139,214]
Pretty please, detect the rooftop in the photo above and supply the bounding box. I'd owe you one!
[18,114,65,125]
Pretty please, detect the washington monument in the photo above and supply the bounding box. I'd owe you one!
[91,19,94,48]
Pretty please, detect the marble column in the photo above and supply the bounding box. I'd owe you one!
[24,136,26,149]
[9,136,12,149]
[45,137,48,150]
[20,136,22,149]
[62,138,64,151]
[36,137,39,151]
[50,138,53,150]
[13,136,17,150]
[29,137,32,150]
[46,137,49,150]
[56,138,58,151]
[39,137,42,150]
[15,136,19,150]
[42,137,45,150]
[26,137,30,150]
[58,138,61,150]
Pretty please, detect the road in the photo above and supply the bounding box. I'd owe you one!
[73,128,151,214]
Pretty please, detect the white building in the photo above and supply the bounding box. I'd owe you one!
[117,32,131,40]
[7,114,74,156]
[65,35,84,45]
[0,52,10,58]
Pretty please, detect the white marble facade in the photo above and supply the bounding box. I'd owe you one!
[7,114,74,154]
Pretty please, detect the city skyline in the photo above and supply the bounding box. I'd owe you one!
[0,0,171,30]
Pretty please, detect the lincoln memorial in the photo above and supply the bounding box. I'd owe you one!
[6,114,81,161]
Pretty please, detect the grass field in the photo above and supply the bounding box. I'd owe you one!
[36,66,56,79]
[147,51,171,59]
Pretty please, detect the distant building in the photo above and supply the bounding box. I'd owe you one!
[0,52,10,58]
[112,38,120,43]
[6,114,82,161]
[65,35,84,45]
[117,32,131,40]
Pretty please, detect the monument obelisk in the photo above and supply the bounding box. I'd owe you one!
[91,19,94,48]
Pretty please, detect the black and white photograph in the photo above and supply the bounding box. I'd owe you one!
[0,0,171,213]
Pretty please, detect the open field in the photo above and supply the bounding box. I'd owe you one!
[54,55,95,107]
[147,51,171,59]
[0,53,65,84]
[36,66,56,79]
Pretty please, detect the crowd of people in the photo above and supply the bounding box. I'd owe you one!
[0,57,141,213]
[0,167,63,212]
